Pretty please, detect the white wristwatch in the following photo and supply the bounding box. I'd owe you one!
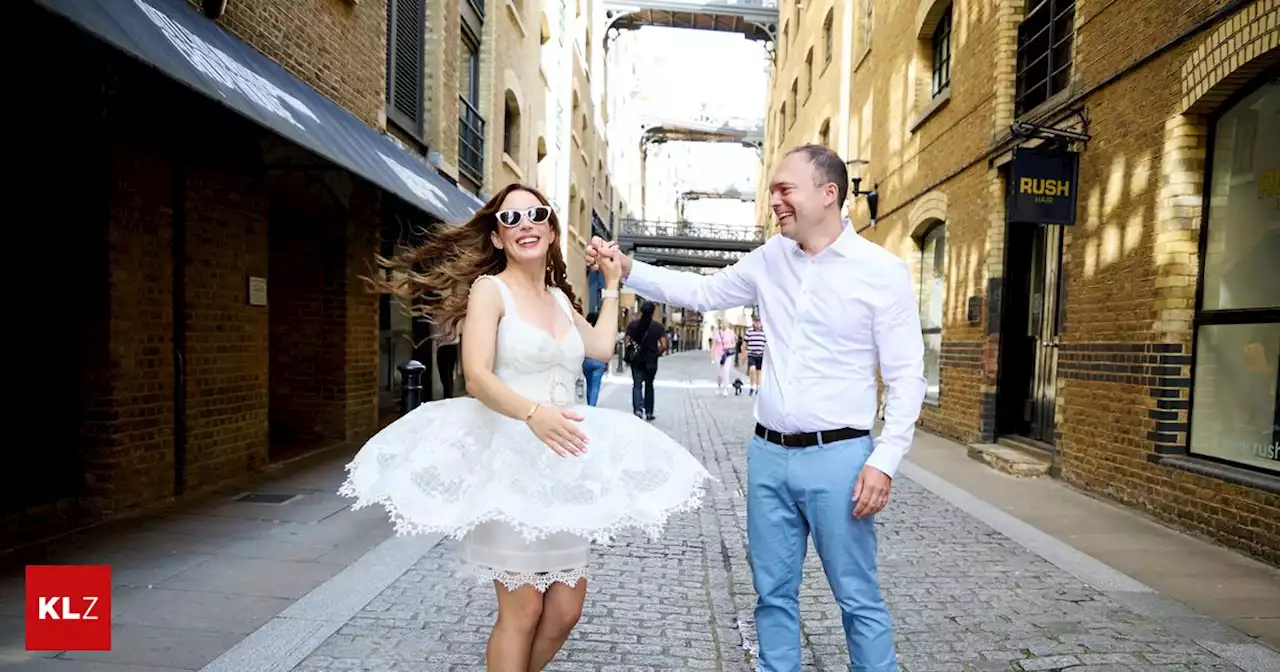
[600,288,619,299]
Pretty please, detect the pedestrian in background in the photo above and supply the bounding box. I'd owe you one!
[744,315,766,396]
[711,321,737,396]
[582,311,607,406]
[624,301,666,420]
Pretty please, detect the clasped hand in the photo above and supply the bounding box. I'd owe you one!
[527,405,589,457]
[586,236,627,284]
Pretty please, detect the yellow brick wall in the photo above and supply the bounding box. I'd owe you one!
[762,0,1280,564]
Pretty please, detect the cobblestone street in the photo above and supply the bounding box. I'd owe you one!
[286,352,1272,672]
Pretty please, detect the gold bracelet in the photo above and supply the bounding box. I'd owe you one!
[524,403,540,423]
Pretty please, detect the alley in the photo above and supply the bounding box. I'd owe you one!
[244,352,1273,672]
[3,352,1277,671]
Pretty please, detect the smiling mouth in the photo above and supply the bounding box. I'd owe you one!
[515,235,541,248]
[776,212,794,223]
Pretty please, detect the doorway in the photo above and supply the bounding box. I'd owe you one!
[996,216,1065,446]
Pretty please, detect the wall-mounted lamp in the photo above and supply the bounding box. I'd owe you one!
[845,159,879,223]
[849,176,879,223]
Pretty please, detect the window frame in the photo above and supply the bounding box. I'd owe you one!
[1185,71,1280,476]
[930,4,952,97]
[1014,0,1075,118]
[918,222,946,404]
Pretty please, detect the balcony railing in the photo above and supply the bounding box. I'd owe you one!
[458,96,486,185]
[618,219,765,242]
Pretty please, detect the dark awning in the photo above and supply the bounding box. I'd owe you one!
[34,0,483,224]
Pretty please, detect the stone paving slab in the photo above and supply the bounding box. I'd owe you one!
[289,352,1260,671]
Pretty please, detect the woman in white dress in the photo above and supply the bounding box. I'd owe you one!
[339,183,713,671]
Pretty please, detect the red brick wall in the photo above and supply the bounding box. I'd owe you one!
[341,185,382,442]
[214,0,388,129]
[89,147,178,515]
[180,158,272,491]
[267,182,380,448]
[269,209,340,446]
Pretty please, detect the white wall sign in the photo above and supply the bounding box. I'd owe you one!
[247,276,268,307]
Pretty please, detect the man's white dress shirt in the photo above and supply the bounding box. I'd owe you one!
[624,223,927,478]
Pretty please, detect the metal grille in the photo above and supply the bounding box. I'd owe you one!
[1014,0,1075,117]
[458,96,486,185]
[386,0,424,136]
[234,493,299,505]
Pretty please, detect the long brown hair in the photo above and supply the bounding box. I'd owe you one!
[368,183,582,343]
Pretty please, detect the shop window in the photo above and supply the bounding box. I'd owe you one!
[1188,78,1279,474]
[918,223,946,403]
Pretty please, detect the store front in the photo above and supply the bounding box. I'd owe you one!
[1187,74,1279,475]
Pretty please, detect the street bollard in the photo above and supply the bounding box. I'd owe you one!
[398,360,426,412]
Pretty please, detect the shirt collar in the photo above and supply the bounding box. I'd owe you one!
[787,219,859,258]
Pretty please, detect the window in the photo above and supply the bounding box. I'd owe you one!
[777,104,786,145]
[502,90,521,160]
[863,0,873,51]
[818,119,830,148]
[788,80,798,123]
[805,48,814,100]
[461,29,481,104]
[1188,79,1279,474]
[386,0,425,136]
[918,224,945,403]
[458,27,485,185]
[823,10,834,65]
[1014,0,1075,117]
[931,4,952,96]
[781,20,789,60]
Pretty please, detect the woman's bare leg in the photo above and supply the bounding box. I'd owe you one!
[527,579,587,671]
[487,581,544,671]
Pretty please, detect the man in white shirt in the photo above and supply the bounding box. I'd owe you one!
[587,145,926,672]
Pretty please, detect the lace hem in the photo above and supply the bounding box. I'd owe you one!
[337,474,712,546]
[467,564,589,592]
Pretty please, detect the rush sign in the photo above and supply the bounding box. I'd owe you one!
[1007,146,1080,226]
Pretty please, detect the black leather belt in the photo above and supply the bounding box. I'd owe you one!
[754,423,870,448]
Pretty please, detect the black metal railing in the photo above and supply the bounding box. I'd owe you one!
[618,219,766,242]
[458,96,486,185]
[641,247,748,261]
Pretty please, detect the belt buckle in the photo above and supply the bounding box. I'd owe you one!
[777,431,793,448]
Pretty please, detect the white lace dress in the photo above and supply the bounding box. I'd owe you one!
[339,275,714,591]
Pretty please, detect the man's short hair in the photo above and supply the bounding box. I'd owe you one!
[785,144,848,208]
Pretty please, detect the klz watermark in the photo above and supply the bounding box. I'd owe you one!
[25,565,112,651]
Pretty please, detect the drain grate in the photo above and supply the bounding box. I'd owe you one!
[234,492,299,505]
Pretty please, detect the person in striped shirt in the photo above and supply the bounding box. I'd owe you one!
[744,315,767,396]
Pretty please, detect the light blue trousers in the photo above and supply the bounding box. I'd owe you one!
[746,434,897,672]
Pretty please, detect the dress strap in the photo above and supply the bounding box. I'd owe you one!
[474,275,517,315]
[549,287,577,326]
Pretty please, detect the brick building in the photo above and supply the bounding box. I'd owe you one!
[761,0,1278,564]
[8,0,625,550]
